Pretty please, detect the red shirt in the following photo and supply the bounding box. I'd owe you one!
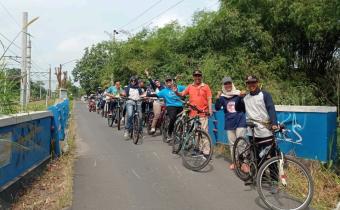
[182,83,212,117]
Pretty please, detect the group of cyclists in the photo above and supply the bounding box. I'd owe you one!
[87,69,314,210]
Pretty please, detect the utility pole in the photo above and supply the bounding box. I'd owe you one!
[39,84,42,99]
[20,12,28,112]
[48,64,51,99]
[26,36,31,103]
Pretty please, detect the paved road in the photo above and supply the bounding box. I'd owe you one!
[71,101,267,210]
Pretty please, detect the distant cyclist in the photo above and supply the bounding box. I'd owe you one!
[121,76,144,139]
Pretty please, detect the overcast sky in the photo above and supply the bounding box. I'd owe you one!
[0,0,219,89]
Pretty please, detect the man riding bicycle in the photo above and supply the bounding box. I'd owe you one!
[122,76,144,139]
[106,80,123,116]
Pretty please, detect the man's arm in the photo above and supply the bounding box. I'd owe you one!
[174,85,188,97]
[263,91,278,126]
[207,86,213,116]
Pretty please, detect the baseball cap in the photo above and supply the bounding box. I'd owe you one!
[245,75,258,83]
[193,70,202,76]
[165,75,173,81]
[222,76,232,84]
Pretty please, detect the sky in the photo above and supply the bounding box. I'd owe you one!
[0,0,219,90]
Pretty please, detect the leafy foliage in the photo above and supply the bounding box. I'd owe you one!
[73,0,339,110]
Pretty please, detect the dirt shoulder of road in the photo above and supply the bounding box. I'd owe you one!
[7,102,76,210]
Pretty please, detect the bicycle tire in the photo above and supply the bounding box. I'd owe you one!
[108,114,113,127]
[172,119,184,154]
[161,116,169,143]
[117,108,121,130]
[147,112,154,135]
[233,137,253,181]
[132,115,140,144]
[181,129,213,171]
[256,156,314,210]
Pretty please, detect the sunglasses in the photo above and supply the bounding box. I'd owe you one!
[193,74,202,77]
[165,79,172,82]
[224,82,232,85]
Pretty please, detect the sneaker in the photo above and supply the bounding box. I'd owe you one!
[121,117,125,124]
[166,136,172,143]
[150,128,156,133]
[124,131,129,140]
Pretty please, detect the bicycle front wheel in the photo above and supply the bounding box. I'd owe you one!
[117,108,121,130]
[161,116,170,143]
[256,156,314,210]
[147,112,154,135]
[107,115,113,127]
[233,137,253,181]
[181,129,213,171]
[132,115,140,144]
[172,119,184,154]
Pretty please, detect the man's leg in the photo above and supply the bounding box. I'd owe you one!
[227,130,237,162]
[124,102,134,137]
[151,101,161,129]
[166,106,177,138]
[199,117,210,156]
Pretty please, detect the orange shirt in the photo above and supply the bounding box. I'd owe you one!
[182,83,212,117]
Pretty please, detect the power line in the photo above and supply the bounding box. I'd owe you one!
[119,0,163,29]
[0,32,21,50]
[130,0,185,32]
[0,1,20,28]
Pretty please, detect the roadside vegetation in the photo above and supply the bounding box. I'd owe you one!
[8,101,75,210]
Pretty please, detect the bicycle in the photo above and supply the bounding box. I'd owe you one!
[114,97,125,130]
[233,121,314,210]
[172,102,213,171]
[126,99,143,144]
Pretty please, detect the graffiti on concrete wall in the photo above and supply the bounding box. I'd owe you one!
[276,113,306,145]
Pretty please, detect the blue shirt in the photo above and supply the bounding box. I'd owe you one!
[215,96,246,130]
[107,86,123,96]
[157,85,186,107]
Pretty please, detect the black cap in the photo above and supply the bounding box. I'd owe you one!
[165,75,173,81]
[245,75,258,83]
[193,70,202,76]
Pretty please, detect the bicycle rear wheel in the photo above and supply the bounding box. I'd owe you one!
[161,116,170,143]
[257,156,314,210]
[132,115,140,144]
[147,112,154,135]
[107,114,113,127]
[172,119,184,154]
[181,129,213,171]
[117,108,121,130]
[233,137,253,181]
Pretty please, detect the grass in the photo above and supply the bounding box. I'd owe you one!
[214,143,340,210]
[7,100,75,210]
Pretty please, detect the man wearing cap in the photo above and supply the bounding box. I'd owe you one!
[240,75,278,184]
[148,76,186,142]
[174,69,213,157]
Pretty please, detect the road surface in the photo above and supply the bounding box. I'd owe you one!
[71,101,267,210]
